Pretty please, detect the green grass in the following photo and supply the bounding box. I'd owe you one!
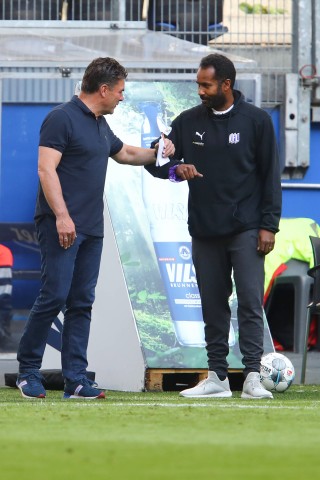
[0,386,319,480]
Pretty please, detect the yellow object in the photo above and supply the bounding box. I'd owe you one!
[264,218,320,293]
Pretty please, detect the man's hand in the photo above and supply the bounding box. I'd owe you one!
[257,229,275,255]
[154,135,175,158]
[176,164,203,181]
[56,214,77,249]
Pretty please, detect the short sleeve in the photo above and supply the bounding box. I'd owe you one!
[39,109,71,153]
[105,121,123,157]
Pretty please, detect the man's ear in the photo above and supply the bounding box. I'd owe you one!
[223,79,232,92]
[100,84,109,97]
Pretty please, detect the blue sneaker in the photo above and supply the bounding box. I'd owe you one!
[87,378,99,388]
[16,372,46,399]
[63,377,105,399]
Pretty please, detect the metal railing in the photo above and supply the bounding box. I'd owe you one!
[0,1,293,105]
[0,1,142,21]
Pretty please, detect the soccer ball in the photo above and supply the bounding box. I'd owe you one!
[260,352,295,392]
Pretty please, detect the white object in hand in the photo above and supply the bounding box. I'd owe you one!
[156,136,170,167]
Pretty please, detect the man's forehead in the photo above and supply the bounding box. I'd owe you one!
[196,67,217,84]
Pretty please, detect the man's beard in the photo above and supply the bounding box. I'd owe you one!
[201,91,227,110]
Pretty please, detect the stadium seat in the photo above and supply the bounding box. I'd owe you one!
[300,236,320,383]
[265,259,313,354]
[147,0,228,45]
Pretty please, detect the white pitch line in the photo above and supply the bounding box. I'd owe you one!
[3,401,318,410]
[106,402,320,409]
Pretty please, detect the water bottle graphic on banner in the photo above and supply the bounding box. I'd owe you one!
[139,99,235,348]
[139,100,206,347]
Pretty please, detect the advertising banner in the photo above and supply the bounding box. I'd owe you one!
[105,80,274,370]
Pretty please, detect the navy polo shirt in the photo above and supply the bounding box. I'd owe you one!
[35,95,123,237]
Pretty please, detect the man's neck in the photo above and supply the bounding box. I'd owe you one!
[212,104,234,115]
[78,93,100,117]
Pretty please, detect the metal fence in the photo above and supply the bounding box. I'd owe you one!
[0,1,142,20]
[0,0,293,105]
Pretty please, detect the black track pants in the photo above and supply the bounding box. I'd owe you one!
[192,229,265,377]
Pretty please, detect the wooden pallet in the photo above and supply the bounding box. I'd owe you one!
[145,368,243,392]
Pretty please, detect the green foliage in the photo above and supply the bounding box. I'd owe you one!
[120,251,140,267]
[156,82,200,122]
[130,288,167,315]
[134,309,176,352]
[132,310,208,367]
[123,82,199,123]
[132,289,166,305]
[239,2,286,14]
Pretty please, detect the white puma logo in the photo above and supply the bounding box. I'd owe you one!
[195,131,205,141]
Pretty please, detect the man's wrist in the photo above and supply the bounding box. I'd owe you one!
[169,164,183,182]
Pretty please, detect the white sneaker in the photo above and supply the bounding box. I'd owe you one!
[241,372,273,399]
[179,371,232,398]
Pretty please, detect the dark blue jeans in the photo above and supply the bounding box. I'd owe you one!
[17,216,103,381]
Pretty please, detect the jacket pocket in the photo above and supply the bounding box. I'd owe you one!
[189,202,247,237]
